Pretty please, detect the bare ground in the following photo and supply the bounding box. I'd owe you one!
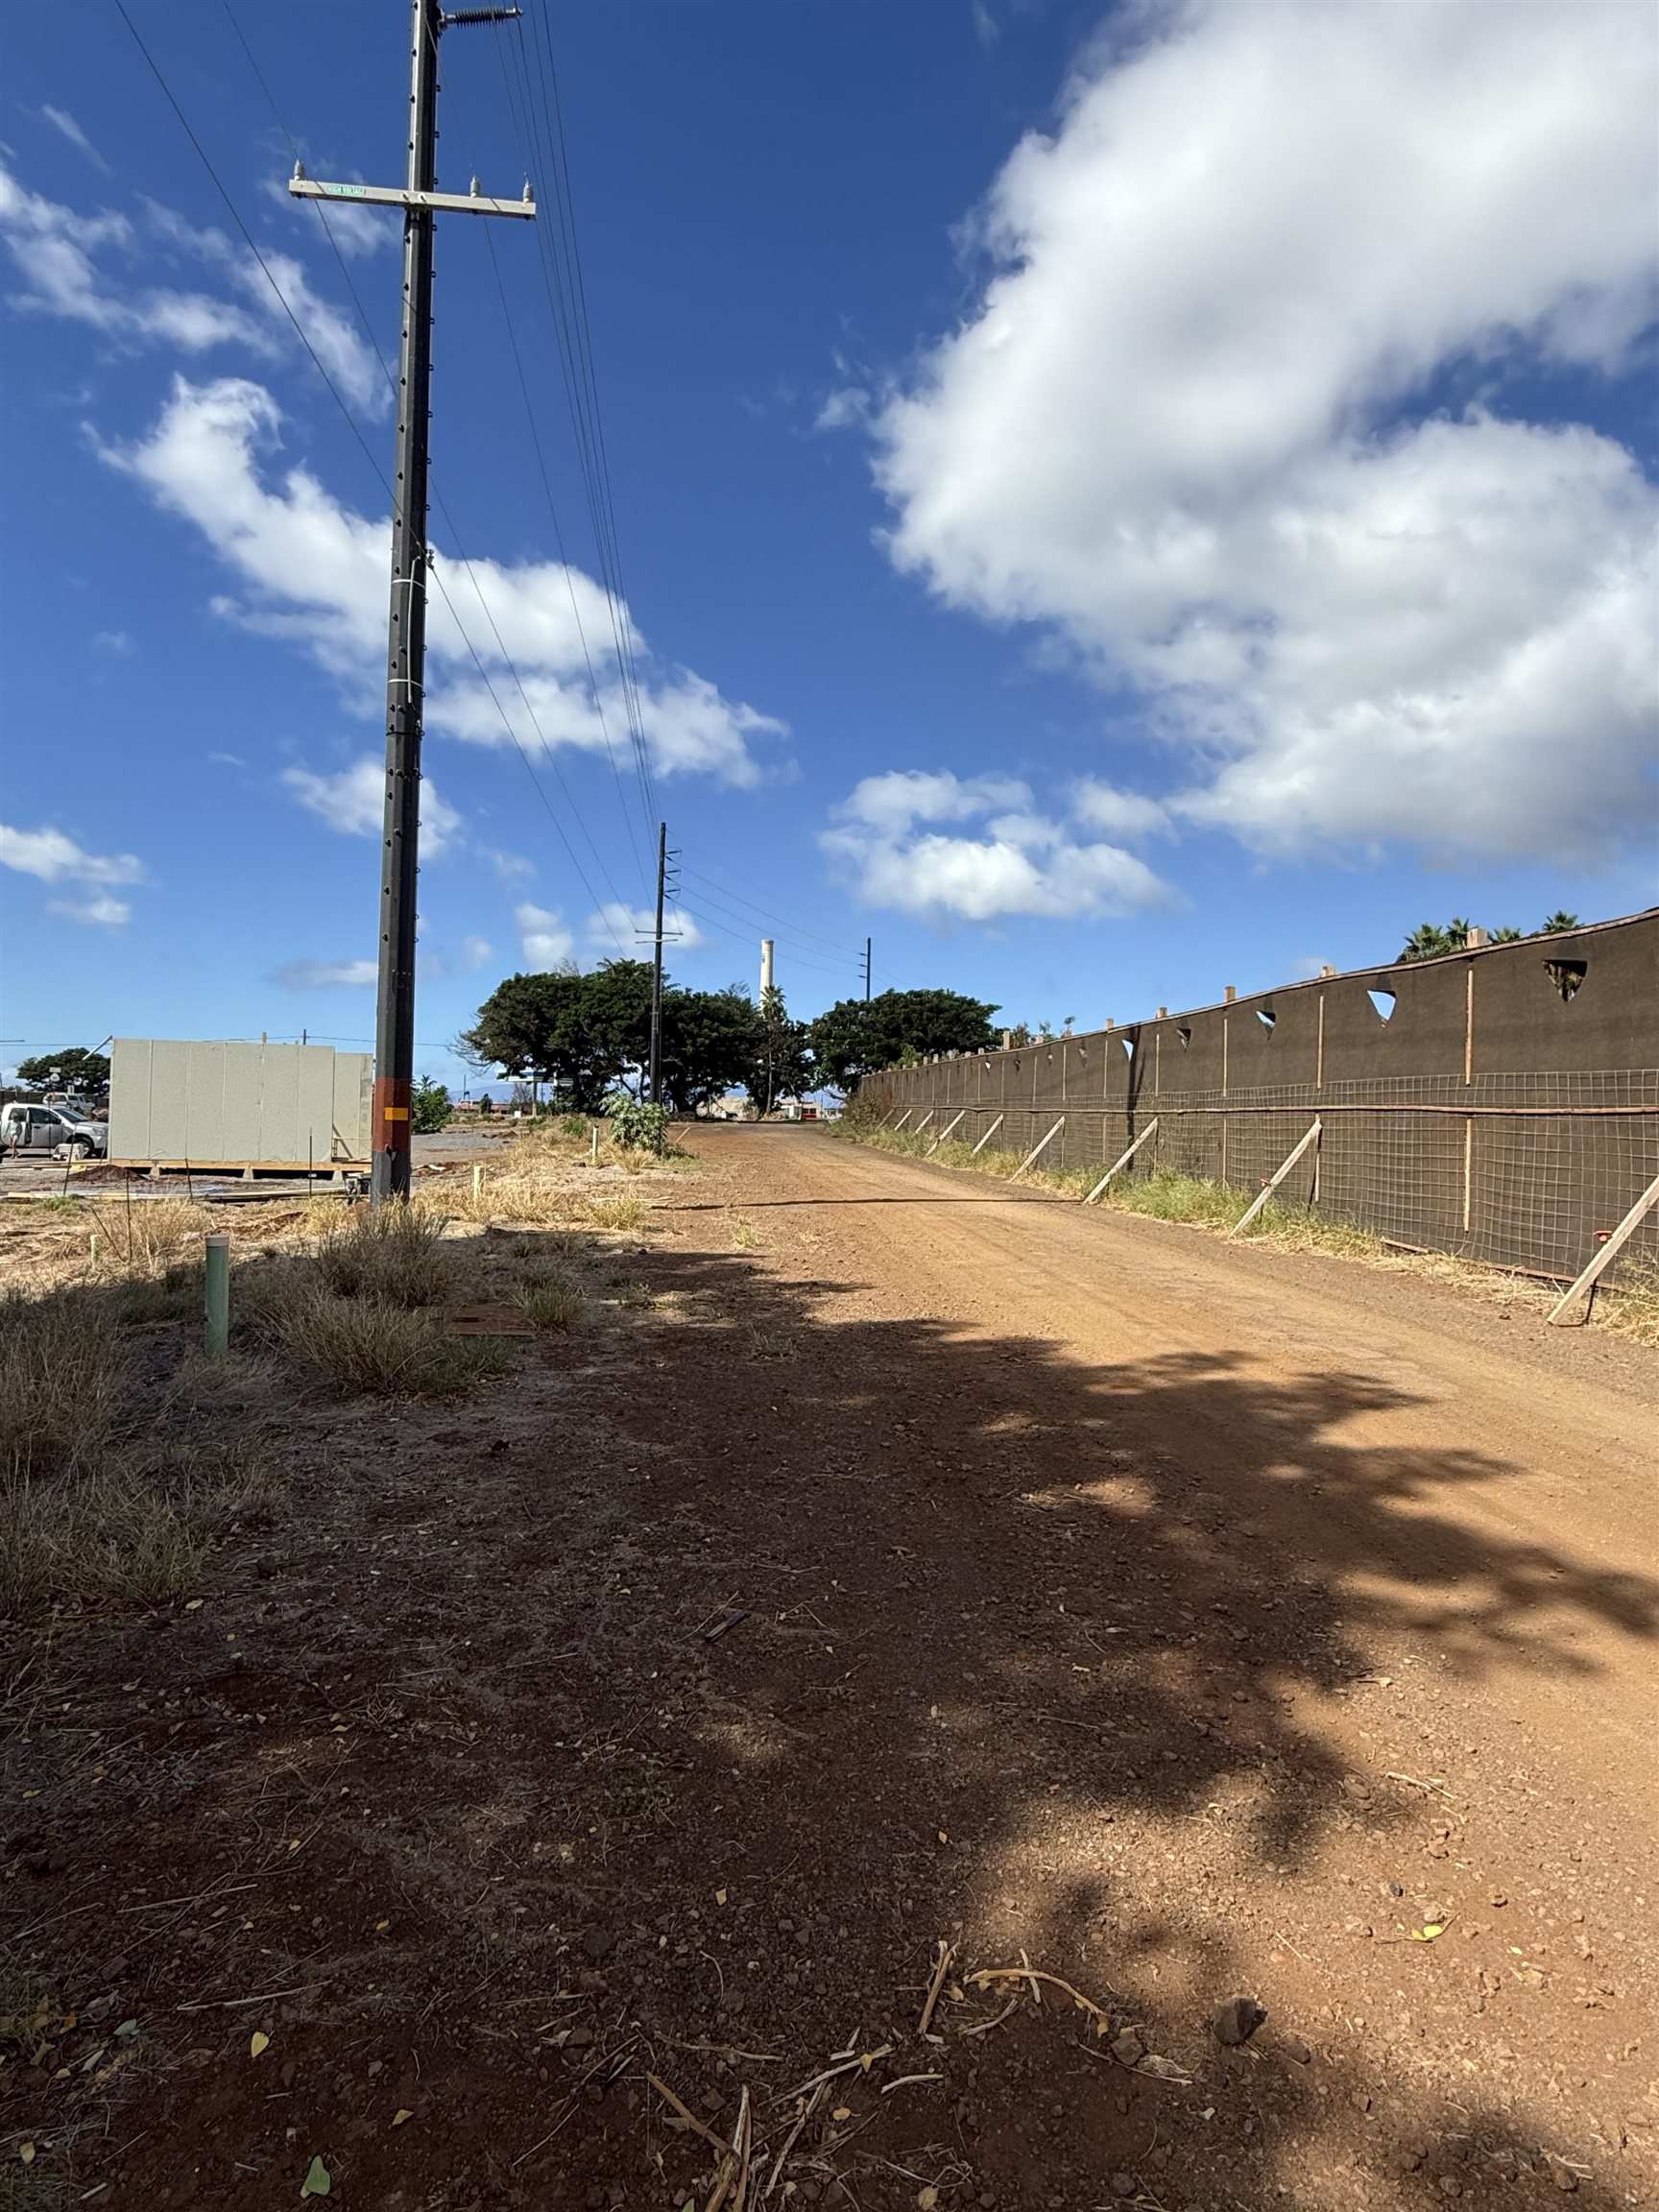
[3,1124,1656,2210]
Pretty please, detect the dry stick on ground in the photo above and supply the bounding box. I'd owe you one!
[762,2080,826,2200]
[956,1997,1018,2040]
[965,1966,1115,2036]
[704,2083,752,2212]
[773,2043,894,2107]
[646,2072,730,2155]
[916,1938,953,2042]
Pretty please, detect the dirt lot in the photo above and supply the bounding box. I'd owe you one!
[4,1124,1656,2209]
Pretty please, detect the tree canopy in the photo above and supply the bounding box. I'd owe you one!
[809,988,998,1088]
[1398,913,1583,964]
[17,1047,109,1094]
[462,964,815,1114]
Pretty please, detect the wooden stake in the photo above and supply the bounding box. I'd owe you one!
[1011,1117,1065,1181]
[970,1113,1005,1156]
[1081,1118,1159,1204]
[1547,1171,1659,1326]
[1228,1118,1322,1238]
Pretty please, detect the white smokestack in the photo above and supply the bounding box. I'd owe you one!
[760,938,775,997]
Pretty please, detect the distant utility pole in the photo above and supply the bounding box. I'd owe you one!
[649,822,667,1107]
[863,937,873,1002]
[291,0,535,1205]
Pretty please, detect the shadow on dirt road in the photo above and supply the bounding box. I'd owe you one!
[5,1202,1654,2208]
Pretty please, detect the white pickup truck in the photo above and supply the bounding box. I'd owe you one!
[0,1100,109,1158]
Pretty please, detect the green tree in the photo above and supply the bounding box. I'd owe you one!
[459,970,623,1110]
[660,985,758,1113]
[744,986,814,1116]
[809,988,998,1088]
[16,1047,109,1094]
[1540,910,1581,935]
[410,1078,450,1133]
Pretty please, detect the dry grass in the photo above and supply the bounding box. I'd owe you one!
[0,1288,126,1479]
[255,1280,513,1397]
[0,1288,278,1616]
[314,1199,451,1306]
[518,1268,586,1333]
[84,1194,216,1275]
[3,1441,276,1615]
[1599,1256,1659,1346]
[579,1190,646,1234]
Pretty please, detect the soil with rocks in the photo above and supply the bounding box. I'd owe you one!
[4,1125,1656,2210]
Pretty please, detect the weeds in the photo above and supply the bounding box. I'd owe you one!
[314,1200,450,1307]
[1600,1256,1659,1347]
[0,1290,124,1480]
[519,1273,585,1333]
[580,1190,646,1233]
[86,1196,214,1276]
[2,1442,276,1614]
[263,1282,511,1397]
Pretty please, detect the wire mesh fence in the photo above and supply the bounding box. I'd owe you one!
[870,1074,1659,1285]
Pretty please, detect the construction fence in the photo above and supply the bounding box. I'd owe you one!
[859,911,1659,1286]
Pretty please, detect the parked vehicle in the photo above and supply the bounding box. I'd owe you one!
[0,1100,109,1157]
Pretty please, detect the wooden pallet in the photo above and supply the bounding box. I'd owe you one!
[108,1159,370,1177]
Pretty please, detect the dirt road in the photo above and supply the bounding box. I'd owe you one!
[9,1125,1655,2209]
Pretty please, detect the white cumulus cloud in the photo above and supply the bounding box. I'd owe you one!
[1,822,145,887]
[48,893,131,928]
[868,2,1659,864]
[822,770,1174,923]
[108,376,783,788]
[515,902,575,971]
[281,756,462,857]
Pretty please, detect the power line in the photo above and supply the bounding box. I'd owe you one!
[491,7,660,846]
[679,858,866,957]
[138,0,634,960]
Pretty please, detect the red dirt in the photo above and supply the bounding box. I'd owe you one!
[5,1125,1657,2209]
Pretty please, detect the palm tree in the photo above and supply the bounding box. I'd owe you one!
[1540,910,1581,935]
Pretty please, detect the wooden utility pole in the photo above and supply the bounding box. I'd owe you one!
[649,823,667,1105]
[291,0,535,1204]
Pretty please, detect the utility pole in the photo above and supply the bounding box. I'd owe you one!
[863,936,872,1002]
[648,822,667,1106]
[291,1,535,1205]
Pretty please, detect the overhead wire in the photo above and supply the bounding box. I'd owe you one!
[222,0,636,941]
[492,7,660,845]
[140,0,634,957]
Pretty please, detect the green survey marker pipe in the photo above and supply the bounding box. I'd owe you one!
[204,1233,230,1360]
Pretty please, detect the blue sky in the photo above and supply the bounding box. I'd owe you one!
[2,0,1655,1091]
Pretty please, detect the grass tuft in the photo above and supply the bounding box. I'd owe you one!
[0,1289,125,1480]
[263,1282,512,1397]
[314,1200,451,1306]
[518,1272,585,1333]
[579,1190,646,1233]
